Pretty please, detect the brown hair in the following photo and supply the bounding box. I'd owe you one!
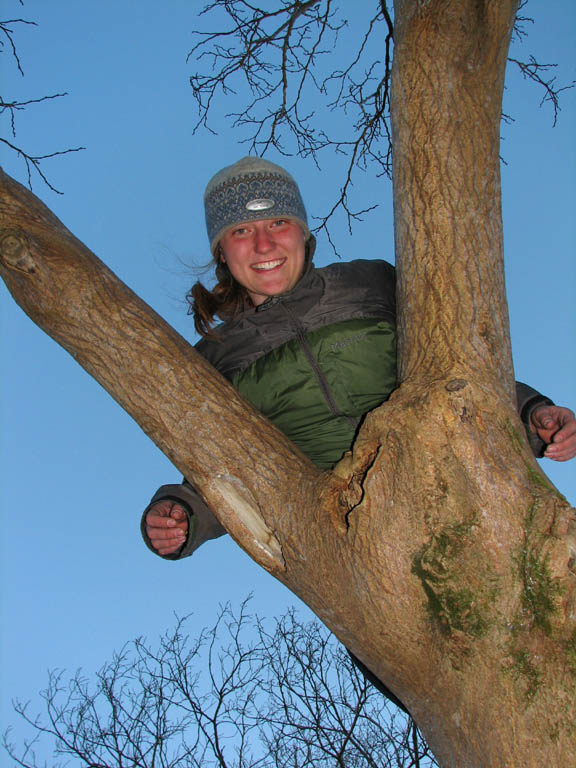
[186,253,250,337]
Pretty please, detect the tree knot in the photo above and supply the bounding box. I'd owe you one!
[0,231,36,274]
[445,379,468,392]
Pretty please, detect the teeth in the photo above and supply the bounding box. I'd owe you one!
[252,258,285,271]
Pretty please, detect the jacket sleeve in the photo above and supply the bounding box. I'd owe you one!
[515,381,554,458]
[141,480,226,560]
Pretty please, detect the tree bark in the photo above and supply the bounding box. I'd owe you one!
[382,0,576,762]
[1,1,575,765]
[392,0,516,394]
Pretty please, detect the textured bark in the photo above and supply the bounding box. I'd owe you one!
[382,1,576,762]
[392,0,516,394]
[1,1,575,765]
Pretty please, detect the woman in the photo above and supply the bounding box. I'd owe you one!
[142,156,576,709]
[143,155,575,558]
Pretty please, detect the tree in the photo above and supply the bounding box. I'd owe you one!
[4,605,437,768]
[1,1,575,764]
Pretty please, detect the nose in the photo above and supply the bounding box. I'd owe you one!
[253,224,274,253]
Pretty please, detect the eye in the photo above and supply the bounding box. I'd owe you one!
[270,219,287,228]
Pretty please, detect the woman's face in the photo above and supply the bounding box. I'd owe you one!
[219,218,306,306]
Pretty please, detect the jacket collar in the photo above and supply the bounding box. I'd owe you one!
[254,258,321,313]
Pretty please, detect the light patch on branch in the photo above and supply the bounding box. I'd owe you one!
[210,473,286,572]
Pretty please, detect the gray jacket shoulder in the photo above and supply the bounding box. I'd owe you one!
[195,259,396,379]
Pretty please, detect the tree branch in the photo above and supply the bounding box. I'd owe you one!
[508,55,574,127]
[0,169,322,574]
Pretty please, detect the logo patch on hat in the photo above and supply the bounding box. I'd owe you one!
[246,198,275,212]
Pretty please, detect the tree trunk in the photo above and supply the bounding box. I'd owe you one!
[1,1,574,765]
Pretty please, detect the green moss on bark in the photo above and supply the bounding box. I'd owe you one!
[507,648,543,704]
[518,549,563,634]
[504,418,526,456]
[566,630,576,675]
[525,465,556,494]
[413,516,495,640]
[516,501,564,635]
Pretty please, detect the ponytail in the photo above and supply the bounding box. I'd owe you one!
[186,259,249,337]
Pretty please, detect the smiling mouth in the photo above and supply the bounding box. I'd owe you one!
[251,258,286,271]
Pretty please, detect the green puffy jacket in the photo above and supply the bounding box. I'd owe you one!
[197,258,397,468]
[142,257,552,558]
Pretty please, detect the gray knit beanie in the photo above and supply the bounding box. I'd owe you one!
[204,156,310,255]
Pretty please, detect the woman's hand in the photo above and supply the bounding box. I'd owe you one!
[530,405,576,462]
[145,500,188,555]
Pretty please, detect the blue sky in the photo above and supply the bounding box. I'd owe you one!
[1,0,575,752]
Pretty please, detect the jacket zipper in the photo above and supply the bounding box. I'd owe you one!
[281,304,359,428]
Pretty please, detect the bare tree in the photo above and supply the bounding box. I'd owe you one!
[188,0,572,246]
[189,1,394,247]
[1,1,575,764]
[0,3,83,191]
[4,605,437,768]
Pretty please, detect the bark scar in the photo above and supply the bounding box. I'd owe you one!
[0,232,37,274]
[332,442,381,531]
[210,475,285,573]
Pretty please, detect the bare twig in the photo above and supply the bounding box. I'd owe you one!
[0,16,36,75]
[187,1,395,249]
[507,56,574,127]
[1,10,84,192]
[0,137,85,193]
